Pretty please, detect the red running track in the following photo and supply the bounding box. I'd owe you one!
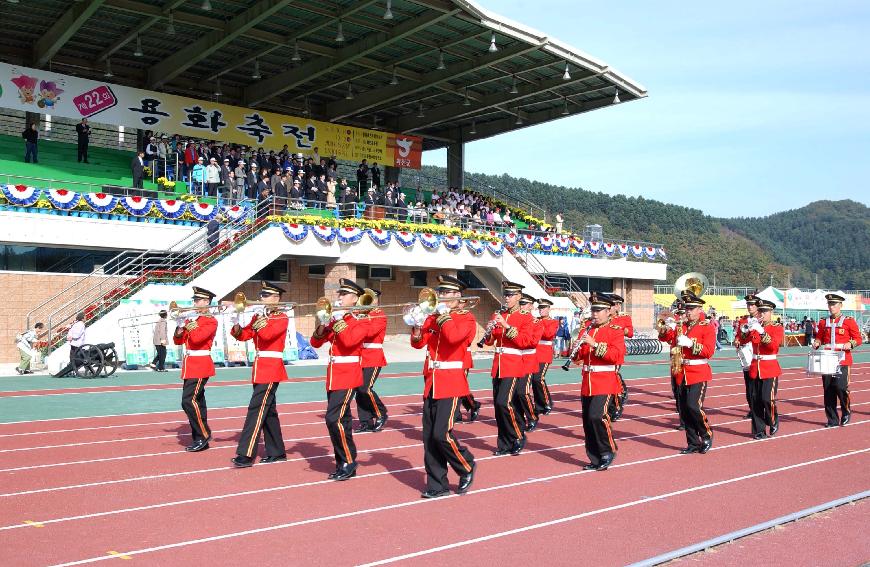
[0,368,867,566]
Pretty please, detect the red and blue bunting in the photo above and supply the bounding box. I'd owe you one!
[572,238,586,254]
[395,231,416,248]
[504,231,518,246]
[556,235,571,252]
[222,204,248,222]
[418,232,442,250]
[46,188,80,210]
[311,224,337,243]
[188,202,217,222]
[83,192,118,213]
[337,226,364,244]
[281,223,308,242]
[2,184,41,206]
[520,233,537,249]
[120,196,153,217]
[658,247,667,260]
[603,242,616,257]
[155,199,187,219]
[486,239,504,256]
[588,240,602,255]
[367,229,392,247]
[644,246,657,260]
[539,235,555,251]
[465,239,485,256]
[442,234,462,251]
[630,244,643,258]
[617,243,630,258]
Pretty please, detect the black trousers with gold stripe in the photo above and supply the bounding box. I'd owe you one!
[581,394,617,466]
[356,366,387,425]
[181,377,210,442]
[512,374,537,425]
[326,389,357,467]
[236,383,285,459]
[750,377,778,435]
[423,396,475,492]
[531,362,553,413]
[679,381,712,450]
[492,375,525,452]
[742,369,753,412]
[822,366,851,424]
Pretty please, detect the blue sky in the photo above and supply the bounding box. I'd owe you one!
[421,0,870,217]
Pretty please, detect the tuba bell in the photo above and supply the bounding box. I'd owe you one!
[669,272,709,374]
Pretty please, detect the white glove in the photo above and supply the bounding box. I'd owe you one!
[316,309,331,325]
[435,302,450,315]
[666,320,677,331]
[750,322,764,334]
[403,306,422,327]
[229,312,240,326]
[331,309,347,321]
[175,317,186,328]
[676,335,693,348]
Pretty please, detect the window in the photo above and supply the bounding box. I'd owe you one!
[369,266,392,280]
[409,270,428,288]
[0,245,115,273]
[567,276,613,294]
[458,270,486,289]
[250,259,289,282]
[307,264,325,277]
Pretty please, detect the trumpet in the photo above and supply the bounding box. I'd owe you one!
[740,317,758,334]
[476,304,507,348]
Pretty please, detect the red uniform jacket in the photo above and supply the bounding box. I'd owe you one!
[749,322,783,379]
[661,317,716,385]
[612,314,634,338]
[535,317,559,364]
[734,314,752,347]
[360,308,387,368]
[485,307,534,378]
[572,322,625,396]
[523,317,544,375]
[173,315,217,380]
[410,310,476,398]
[816,315,862,367]
[232,312,288,384]
[310,313,369,391]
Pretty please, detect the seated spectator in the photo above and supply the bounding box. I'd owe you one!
[502,209,513,227]
[491,208,503,226]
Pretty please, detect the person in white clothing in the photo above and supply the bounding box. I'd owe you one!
[16,322,44,375]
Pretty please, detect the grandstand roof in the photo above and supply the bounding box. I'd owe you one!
[1,0,647,151]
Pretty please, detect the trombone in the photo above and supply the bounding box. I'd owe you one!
[117,301,226,328]
[232,292,298,314]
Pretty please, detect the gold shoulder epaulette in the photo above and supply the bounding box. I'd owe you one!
[610,324,622,330]
[452,309,468,315]
[698,320,710,326]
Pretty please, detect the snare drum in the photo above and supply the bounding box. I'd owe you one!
[806,350,843,375]
[736,344,753,369]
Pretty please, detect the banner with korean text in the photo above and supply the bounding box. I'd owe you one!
[0,62,422,168]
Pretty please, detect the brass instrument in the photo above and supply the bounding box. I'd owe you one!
[476,304,507,348]
[670,272,709,374]
[232,292,298,313]
[117,301,226,328]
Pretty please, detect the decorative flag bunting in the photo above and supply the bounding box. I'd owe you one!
[188,202,217,222]
[222,204,247,222]
[539,235,554,251]
[630,244,643,258]
[120,196,153,216]
[504,231,518,246]
[46,188,80,210]
[155,199,187,219]
[603,242,616,257]
[311,224,336,243]
[588,240,602,255]
[486,239,504,256]
[520,233,537,248]
[395,231,416,248]
[337,226,364,244]
[572,238,586,254]
[419,233,442,250]
[442,234,462,251]
[2,184,41,206]
[83,192,118,213]
[644,246,657,260]
[658,247,667,259]
[465,239,485,256]
[281,223,308,242]
[367,229,392,246]
[556,235,571,252]
[617,243,630,257]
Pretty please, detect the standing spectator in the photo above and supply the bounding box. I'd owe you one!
[144,136,158,164]
[555,212,564,234]
[356,159,369,194]
[131,151,145,188]
[183,142,197,180]
[234,161,247,199]
[340,182,356,218]
[190,156,205,195]
[205,157,221,196]
[16,322,44,375]
[207,215,221,248]
[23,122,39,163]
[289,178,304,209]
[246,163,259,199]
[76,118,91,163]
[803,317,815,345]
[415,185,424,205]
[148,310,168,372]
[220,158,233,197]
[370,162,381,189]
[55,312,87,377]
[326,177,337,208]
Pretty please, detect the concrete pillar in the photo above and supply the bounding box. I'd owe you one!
[627,280,655,331]
[446,141,464,188]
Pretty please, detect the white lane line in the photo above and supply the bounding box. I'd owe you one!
[45,422,870,567]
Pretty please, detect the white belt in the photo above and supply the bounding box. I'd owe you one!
[538,340,553,346]
[430,360,464,370]
[330,355,360,363]
[521,349,537,355]
[754,354,777,361]
[362,343,383,349]
[582,365,616,372]
[824,345,847,351]
[682,359,709,366]
[256,351,284,359]
[185,350,211,356]
[495,347,523,356]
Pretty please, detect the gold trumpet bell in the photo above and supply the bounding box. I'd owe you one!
[418,287,437,315]
[315,296,332,321]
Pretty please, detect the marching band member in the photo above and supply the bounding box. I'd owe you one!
[355,289,388,433]
[173,286,218,452]
[658,302,686,430]
[733,293,760,419]
[571,294,625,471]
[607,293,633,420]
[409,275,477,498]
[668,291,716,455]
[516,293,540,432]
[309,278,371,481]
[229,281,289,468]
[532,299,558,415]
[747,299,783,439]
[484,281,534,456]
[812,293,862,427]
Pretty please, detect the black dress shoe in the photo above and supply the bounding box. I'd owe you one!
[492,448,510,456]
[752,433,767,440]
[679,447,699,455]
[744,411,752,420]
[526,419,538,432]
[186,436,211,452]
[372,416,388,432]
[825,422,837,428]
[231,456,254,468]
[510,437,526,456]
[327,468,340,480]
[596,454,614,471]
[542,405,552,415]
[421,489,450,499]
[332,462,357,481]
[469,401,482,422]
[840,413,851,426]
[770,417,780,436]
[583,463,599,471]
[260,454,287,464]
[354,422,371,433]
[700,439,713,454]
[457,463,476,494]
[677,423,686,431]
